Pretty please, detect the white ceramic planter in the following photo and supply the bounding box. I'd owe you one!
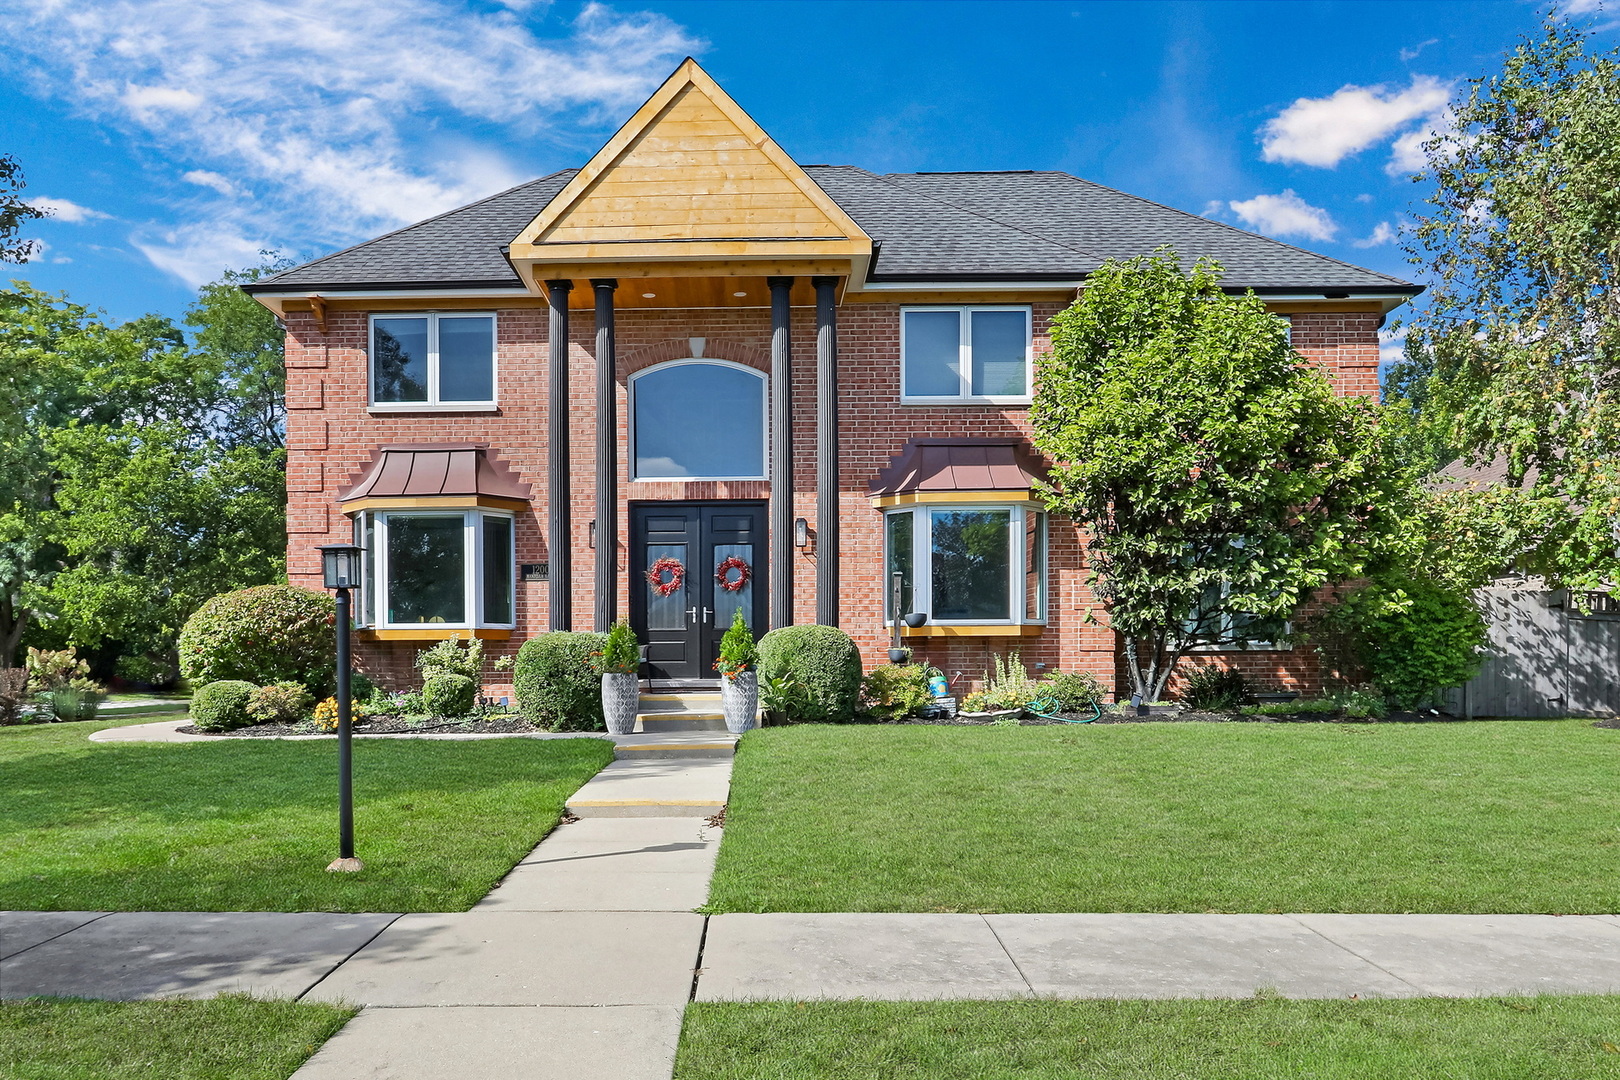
[721,670,758,734]
[601,671,639,735]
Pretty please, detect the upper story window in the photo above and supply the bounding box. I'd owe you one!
[370,313,496,410]
[630,360,767,481]
[901,306,1032,404]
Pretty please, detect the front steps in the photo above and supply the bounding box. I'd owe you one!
[601,691,738,765]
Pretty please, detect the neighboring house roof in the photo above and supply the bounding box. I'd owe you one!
[1432,455,1543,492]
[338,443,532,503]
[868,438,1045,497]
[249,167,1419,296]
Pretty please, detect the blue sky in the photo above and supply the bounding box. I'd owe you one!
[2,0,1613,360]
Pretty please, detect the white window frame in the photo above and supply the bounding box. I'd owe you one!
[352,508,516,630]
[627,358,770,482]
[899,305,1034,405]
[883,503,1047,626]
[367,312,499,411]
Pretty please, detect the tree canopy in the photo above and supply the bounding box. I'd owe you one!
[0,154,47,265]
[1394,15,1620,596]
[0,260,289,677]
[1030,251,1398,701]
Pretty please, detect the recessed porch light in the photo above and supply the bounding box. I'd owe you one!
[641,292,656,299]
[732,291,747,297]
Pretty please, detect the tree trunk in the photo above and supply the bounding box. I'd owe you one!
[0,589,27,670]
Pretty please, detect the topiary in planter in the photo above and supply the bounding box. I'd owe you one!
[191,680,259,732]
[423,673,477,718]
[178,585,336,694]
[757,625,862,723]
[514,631,609,732]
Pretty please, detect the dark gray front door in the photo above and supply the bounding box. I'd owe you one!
[630,502,767,682]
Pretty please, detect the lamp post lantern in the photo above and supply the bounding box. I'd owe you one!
[318,543,364,873]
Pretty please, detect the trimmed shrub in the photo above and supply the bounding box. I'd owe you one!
[860,663,931,721]
[1181,666,1248,710]
[178,585,336,693]
[191,680,258,732]
[756,625,862,723]
[1311,576,1487,710]
[514,632,609,732]
[424,673,477,717]
[246,682,313,725]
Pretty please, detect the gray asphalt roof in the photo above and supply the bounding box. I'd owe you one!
[250,165,1418,294]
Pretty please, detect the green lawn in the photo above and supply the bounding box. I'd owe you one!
[705,721,1620,913]
[0,719,613,912]
[676,997,1620,1079]
[0,996,356,1080]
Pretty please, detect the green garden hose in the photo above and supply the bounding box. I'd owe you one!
[1025,695,1101,723]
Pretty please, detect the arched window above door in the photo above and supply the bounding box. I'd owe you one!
[629,360,767,481]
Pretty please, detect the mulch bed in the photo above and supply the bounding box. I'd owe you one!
[177,714,547,737]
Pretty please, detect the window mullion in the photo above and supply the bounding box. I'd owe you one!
[1010,506,1024,624]
[426,314,440,406]
[466,512,479,628]
[376,514,390,628]
[915,509,931,619]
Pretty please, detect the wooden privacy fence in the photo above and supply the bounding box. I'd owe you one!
[1449,586,1620,718]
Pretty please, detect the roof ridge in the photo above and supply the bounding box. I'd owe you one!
[255,169,579,287]
[876,172,1103,265]
[1048,173,1417,288]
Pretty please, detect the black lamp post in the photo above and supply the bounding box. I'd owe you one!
[318,543,364,873]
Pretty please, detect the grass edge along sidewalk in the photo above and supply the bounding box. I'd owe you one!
[704,720,1620,914]
[0,718,614,913]
[0,995,357,1080]
[675,997,1620,1080]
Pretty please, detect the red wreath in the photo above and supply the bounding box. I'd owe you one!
[645,557,685,598]
[715,556,752,593]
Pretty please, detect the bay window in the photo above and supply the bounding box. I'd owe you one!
[351,509,515,629]
[884,503,1046,625]
[370,312,496,408]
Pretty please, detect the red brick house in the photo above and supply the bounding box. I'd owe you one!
[245,59,1420,700]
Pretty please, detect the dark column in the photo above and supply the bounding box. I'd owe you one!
[592,279,618,632]
[813,276,839,626]
[768,276,795,629]
[546,279,572,631]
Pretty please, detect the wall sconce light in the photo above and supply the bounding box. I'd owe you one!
[588,520,596,550]
[794,517,809,548]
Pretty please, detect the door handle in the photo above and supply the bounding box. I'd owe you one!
[686,606,698,625]
[702,607,713,625]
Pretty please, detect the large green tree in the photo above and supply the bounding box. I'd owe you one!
[0,265,288,674]
[1395,15,1620,595]
[1030,252,1399,701]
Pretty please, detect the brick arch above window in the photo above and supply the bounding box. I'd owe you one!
[620,338,770,377]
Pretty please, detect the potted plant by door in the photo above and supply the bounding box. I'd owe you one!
[714,609,759,734]
[598,621,642,735]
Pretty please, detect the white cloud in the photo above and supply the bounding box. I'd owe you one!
[1564,0,1604,13]
[1227,190,1338,241]
[1260,75,1451,167]
[181,170,237,197]
[1,0,699,278]
[1399,38,1439,63]
[52,255,73,263]
[1352,221,1397,248]
[130,223,276,288]
[17,238,47,263]
[25,196,109,222]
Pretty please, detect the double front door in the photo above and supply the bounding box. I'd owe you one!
[630,502,767,683]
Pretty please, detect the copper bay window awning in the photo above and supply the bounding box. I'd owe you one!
[338,443,532,511]
[867,438,1046,506]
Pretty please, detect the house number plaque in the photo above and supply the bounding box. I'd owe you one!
[521,563,549,582]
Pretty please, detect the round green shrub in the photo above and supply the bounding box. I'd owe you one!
[514,632,609,732]
[757,625,863,723]
[245,681,313,725]
[423,673,477,717]
[178,585,336,694]
[191,680,258,732]
[1311,575,1487,710]
[860,663,931,721]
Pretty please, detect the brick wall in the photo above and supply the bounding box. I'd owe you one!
[283,304,1382,701]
